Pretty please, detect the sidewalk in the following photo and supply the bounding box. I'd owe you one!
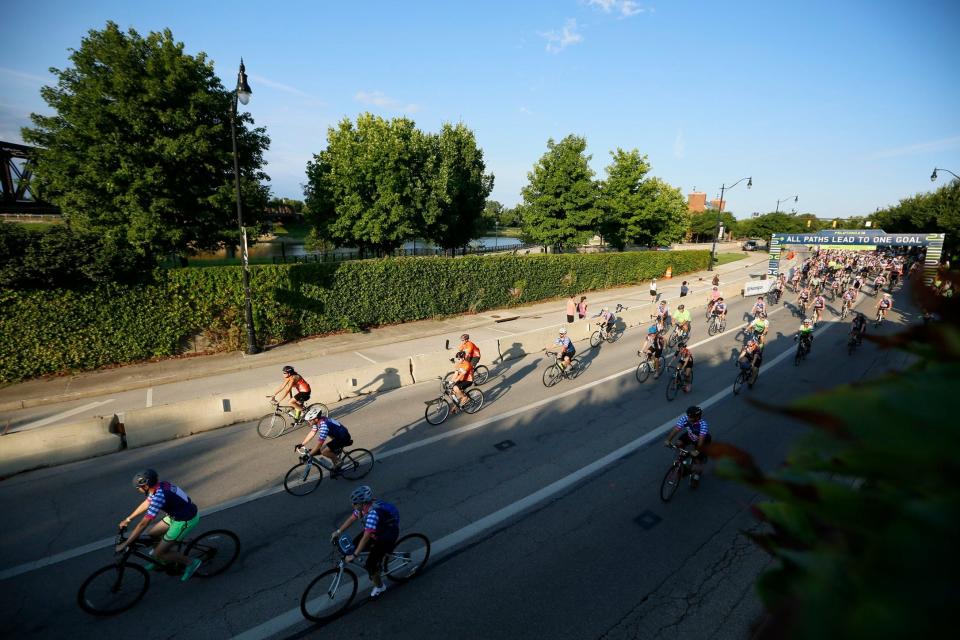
[0,253,768,412]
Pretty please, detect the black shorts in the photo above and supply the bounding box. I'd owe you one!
[293,391,311,403]
[353,533,398,578]
[469,356,480,368]
[678,432,713,462]
[325,437,353,452]
[647,345,663,358]
[454,380,473,391]
[566,314,575,323]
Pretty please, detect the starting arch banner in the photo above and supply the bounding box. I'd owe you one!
[767,230,945,284]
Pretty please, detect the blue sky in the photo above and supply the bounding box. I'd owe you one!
[2,0,958,219]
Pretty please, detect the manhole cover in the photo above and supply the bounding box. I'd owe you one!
[634,510,662,531]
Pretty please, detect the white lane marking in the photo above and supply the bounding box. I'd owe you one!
[233,313,828,640]
[0,293,836,582]
[354,351,377,364]
[146,387,153,408]
[12,400,115,432]
[489,327,513,335]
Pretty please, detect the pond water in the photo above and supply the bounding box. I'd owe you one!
[194,235,523,260]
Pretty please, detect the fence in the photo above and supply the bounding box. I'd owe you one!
[269,242,538,264]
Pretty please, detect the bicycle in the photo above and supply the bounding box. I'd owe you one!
[635,350,664,383]
[424,380,484,425]
[839,300,851,320]
[660,444,698,502]
[847,331,863,355]
[667,323,689,348]
[257,399,330,439]
[706,313,726,336]
[664,365,691,401]
[300,534,431,623]
[771,286,783,304]
[77,525,240,616]
[284,447,376,496]
[874,308,886,328]
[732,361,759,395]
[443,360,489,386]
[794,335,812,366]
[796,300,808,319]
[590,322,622,348]
[542,351,583,387]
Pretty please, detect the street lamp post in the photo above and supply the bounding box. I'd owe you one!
[931,168,960,182]
[775,194,798,214]
[495,220,499,250]
[230,59,259,355]
[709,176,752,271]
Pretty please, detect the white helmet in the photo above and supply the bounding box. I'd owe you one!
[304,405,324,421]
[558,327,568,335]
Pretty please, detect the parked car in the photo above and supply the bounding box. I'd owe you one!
[741,239,767,251]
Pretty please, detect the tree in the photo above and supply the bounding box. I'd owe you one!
[689,211,737,243]
[636,177,689,247]
[21,22,271,259]
[872,179,960,261]
[481,200,504,234]
[739,211,809,240]
[597,149,651,249]
[421,122,494,251]
[305,114,430,256]
[520,135,599,250]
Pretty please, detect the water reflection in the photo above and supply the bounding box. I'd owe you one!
[193,236,522,260]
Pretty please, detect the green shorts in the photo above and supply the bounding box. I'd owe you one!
[162,512,200,542]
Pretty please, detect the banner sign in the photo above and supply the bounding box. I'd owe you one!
[766,230,945,285]
[744,280,774,296]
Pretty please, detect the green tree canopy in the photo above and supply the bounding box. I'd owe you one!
[21,22,271,259]
[872,179,960,261]
[520,135,599,250]
[738,211,811,239]
[689,211,737,243]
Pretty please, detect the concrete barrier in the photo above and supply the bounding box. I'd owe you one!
[500,326,562,362]
[567,321,592,342]
[334,357,414,398]
[619,307,651,329]
[0,416,121,477]
[123,396,224,449]
[410,351,455,383]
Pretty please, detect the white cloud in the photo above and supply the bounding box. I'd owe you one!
[586,0,648,17]
[673,129,685,159]
[248,74,310,98]
[868,135,960,159]
[0,66,49,84]
[540,18,584,54]
[354,90,420,113]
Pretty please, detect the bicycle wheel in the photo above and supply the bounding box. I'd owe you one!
[284,462,323,496]
[590,331,602,348]
[542,365,562,387]
[424,399,450,425]
[463,388,484,414]
[473,365,489,386]
[300,568,358,623]
[848,337,856,355]
[668,331,678,348]
[636,360,651,383]
[733,370,746,395]
[339,449,374,480]
[794,345,803,366]
[719,317,726,333]
[659,465,683,502]
[567,357,584,379]
[665,369,680,401]
[607,328,622,343]
[185,529,240,577]
[384,533,431,583]
[257,412,288,439]
[77,563,150,616]
[442,370,456,386]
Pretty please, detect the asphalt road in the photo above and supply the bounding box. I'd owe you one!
[0,281,913,640]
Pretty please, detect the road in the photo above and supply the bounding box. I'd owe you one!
[0,279,911,639]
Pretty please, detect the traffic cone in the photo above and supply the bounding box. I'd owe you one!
[665,266,673,279]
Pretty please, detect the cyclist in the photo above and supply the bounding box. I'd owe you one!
[795,318,815,354]
[711,297,727,325]
[876,293,893,322]
[673,304,691,338]
[873,273,886,295]
[851,312,867,345]
[448,350,474,412]
[772,277,785,302]
[330,486,400,599]
[706,286,721,314]
[852,274,864,294]
[117,470,202,582]
[270,365,311,420]
[663,406,711,487]
[652,300,669,332]
[737,338,763,388]
[797,286,811,318]
[458,334,481,368]
[842,287,856,313]
[641,325,665,376]
[746,315,770,346]
[296,407,353,474]
[677,344,694,393]
[594,306,617,336]
[809,273,822,294]
[812,292,826,325]
[550,327,576,372]
[750,296,766,320]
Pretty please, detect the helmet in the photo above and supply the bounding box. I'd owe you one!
[647,325,658,334]
[712,286,718,291]
[686,406,703,420]
[304,405,324,421]
[460,334,470,341]
[884,293,891,298]
[133,469,158,488]
[559,327,567,335]
[602,306,609,312]
[455,350,466,359]
[803,318,812,325]
[350,485,373,505]
[282,365,295,375]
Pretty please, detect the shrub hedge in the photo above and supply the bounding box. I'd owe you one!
[0,250,709,383]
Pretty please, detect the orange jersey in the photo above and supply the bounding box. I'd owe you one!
[293,375,311,394]
[455,360,474,382]
[459,340,480,360]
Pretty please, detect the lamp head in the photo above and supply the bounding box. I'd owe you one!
[931,168,938,182]
[793,195,798,202]
[237,59,252,105]
[747,177,753,189]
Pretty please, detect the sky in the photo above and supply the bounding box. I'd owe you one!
[1,0,959,219]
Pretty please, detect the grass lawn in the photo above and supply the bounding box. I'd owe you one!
[714,252,747,265]
[270,219,311,240]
